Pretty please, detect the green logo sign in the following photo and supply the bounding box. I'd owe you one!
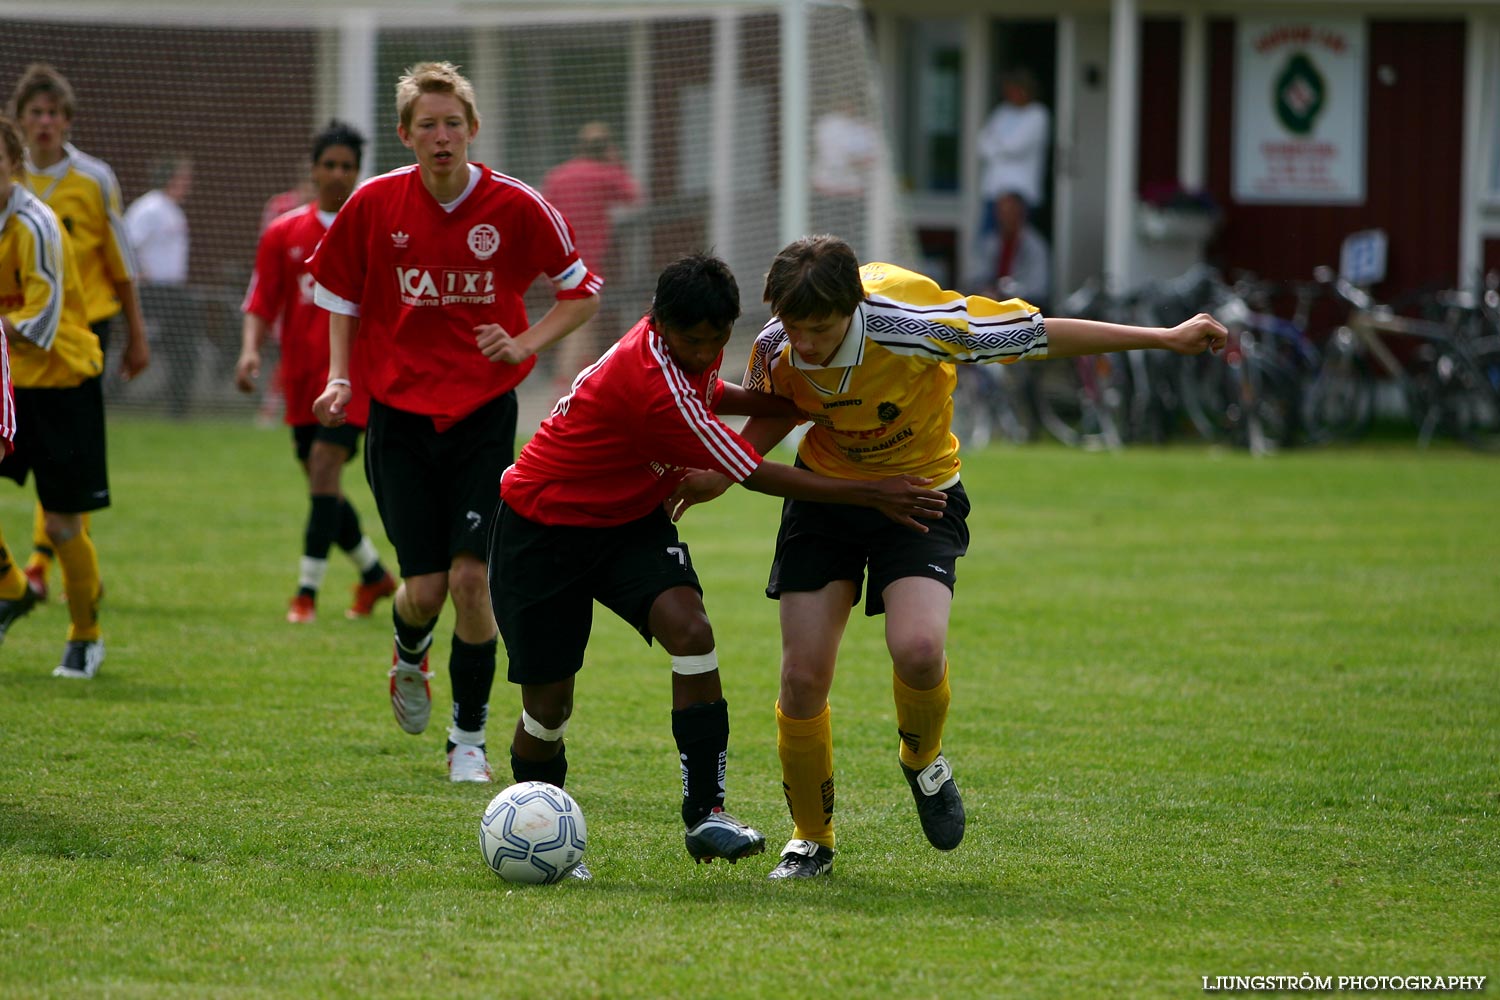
[1273,52,1325,135]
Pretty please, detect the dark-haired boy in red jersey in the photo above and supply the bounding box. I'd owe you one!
[238,119,397,625]
[492,253,946,876]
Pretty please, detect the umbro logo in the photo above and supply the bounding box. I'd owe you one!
[927,564,948,575]
[391,230,410,248]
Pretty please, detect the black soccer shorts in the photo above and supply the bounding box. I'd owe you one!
[2,377,111,514]
[490,502,703,685]
[766,479,971,617]
[364,392,517,578]
[292,422,362,464]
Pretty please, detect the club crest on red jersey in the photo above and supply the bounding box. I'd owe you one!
[468,224,501,260]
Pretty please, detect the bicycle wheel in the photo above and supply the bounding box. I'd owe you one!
[1031,357,1123,449]
[1179,351,1236,442]
[1301,331,1373,444]
[1245,352,1302,451]
[1440,342,1500,452]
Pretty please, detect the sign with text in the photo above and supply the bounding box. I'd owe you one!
[1233,17,1367,204]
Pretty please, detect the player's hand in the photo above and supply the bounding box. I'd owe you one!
[313,382,350,428]
[476,323,533,365]
[234,349,260,393]
[666,470,734,522]
[862,475,947,533]
[121,336,151,382]
[1163,312,1228,355]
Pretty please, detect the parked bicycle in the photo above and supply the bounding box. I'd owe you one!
[1180,272,1324,454]
[1309,266,1500,451]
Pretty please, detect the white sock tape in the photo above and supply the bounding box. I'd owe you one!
[671,650,719,675]
[521,709,568,742]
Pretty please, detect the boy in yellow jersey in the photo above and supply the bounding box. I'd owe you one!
[671,234,1227,878]
[10,64,150,600]
[0,116,109,678]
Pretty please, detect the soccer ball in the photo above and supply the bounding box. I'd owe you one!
[479,781,587,884]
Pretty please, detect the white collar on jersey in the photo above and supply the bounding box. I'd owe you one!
[788,301,867,372]
[436,164,483,213]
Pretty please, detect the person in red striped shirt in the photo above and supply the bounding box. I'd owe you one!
[493,253,946,874]
[310,62,601,783]
[237,120,396,625]
[0,322,36,646]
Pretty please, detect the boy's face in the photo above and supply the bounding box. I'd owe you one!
[660,319,732,376]
[19,93,68,159]
[399,92,476,181]
[780,311,853,367]
[312,143,360,210]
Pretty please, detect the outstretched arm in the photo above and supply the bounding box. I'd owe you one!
[1044,312,1226,358]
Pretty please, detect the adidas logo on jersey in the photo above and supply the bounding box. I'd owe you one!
[391,230,410,247]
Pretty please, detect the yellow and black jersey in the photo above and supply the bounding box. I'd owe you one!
[0,185,103,388]
[24,143,135,325]
[744,261,1046,485]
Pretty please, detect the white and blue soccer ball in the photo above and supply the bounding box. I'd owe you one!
[479,781,587,884]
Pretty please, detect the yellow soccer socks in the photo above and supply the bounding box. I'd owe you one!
[775,701,836,850]
[0,525,29,600]
[26,503,91,589]
[54,531,102,642]
[894,666,951,772]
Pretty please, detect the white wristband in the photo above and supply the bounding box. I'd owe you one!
[327,378,351,389]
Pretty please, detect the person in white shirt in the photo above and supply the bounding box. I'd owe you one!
[976,68,1050,222]
[125,156,195,416]
[811,100,881,247]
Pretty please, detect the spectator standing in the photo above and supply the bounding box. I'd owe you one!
[125,155,194,417]
[810,99,881,246]
[540,121,640,391]
[976,68,1050,223]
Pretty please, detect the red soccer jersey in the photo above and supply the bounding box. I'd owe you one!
[541,157,640,276]
[0,330,15,456]
[308,163,601,431]
[243,204,369,427]
[501,315,763,527]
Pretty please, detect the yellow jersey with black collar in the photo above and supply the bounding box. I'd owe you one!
[744,261,1045,484]
[23,143,136,325]
[1,185,104,388]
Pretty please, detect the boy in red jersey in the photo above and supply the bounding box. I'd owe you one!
[493,253,947,875]
[238,120,396,625]
[0,322,42,645]
[310,62,601,783]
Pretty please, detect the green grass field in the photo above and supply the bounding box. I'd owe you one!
[1,419,1496,998]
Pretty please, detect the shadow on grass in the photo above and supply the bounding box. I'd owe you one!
[474,866,1086,922]
[0,799,116,860]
